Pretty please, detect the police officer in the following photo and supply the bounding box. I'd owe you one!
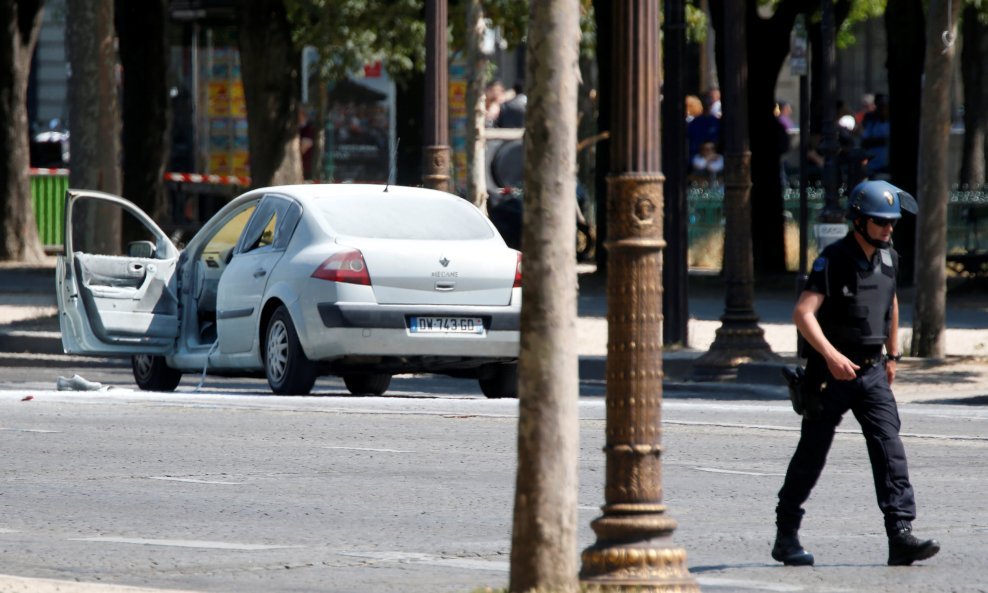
[772,180,940,567]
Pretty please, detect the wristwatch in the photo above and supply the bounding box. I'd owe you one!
[888,352,903,362]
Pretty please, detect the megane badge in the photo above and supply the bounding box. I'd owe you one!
[440,257,450,267]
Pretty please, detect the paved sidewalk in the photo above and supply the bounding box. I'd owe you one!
[1,260,986,404]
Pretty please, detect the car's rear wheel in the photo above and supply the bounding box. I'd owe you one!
[342,372,391,396]
[478,362,518,399]
[265,306,318,395]
[132,355,182,392]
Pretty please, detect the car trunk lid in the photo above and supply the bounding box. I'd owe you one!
[344,239,516,306]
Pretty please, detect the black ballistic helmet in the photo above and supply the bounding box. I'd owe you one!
[846,180,918,248]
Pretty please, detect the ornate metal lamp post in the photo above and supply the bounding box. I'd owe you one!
[422,0,450,191]
[691,0,776,381]
[579,1,698,590]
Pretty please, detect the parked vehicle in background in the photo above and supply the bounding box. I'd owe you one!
[56,185,522,397]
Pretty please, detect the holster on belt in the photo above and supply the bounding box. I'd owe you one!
[781,364,824,417]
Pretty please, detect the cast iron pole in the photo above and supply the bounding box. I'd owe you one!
[691,0,776,381]
[662,0,688,348]
[818,0,842,221]
[422,0,451,191]
[579,1,698,590]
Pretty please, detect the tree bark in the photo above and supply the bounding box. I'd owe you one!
[67,0,121,255]
[116,0,170,234]
[885,0,925,285]
[509,0,580,591]
[959,4,988,188]
[0,0,46,263]
[913,0,961,359]
[465,0,488,213]
[592,0,611,273]
[710,0,812,276]
[236,0,302,188]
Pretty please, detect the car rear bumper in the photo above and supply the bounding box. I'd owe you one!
[300,302,520,360]
[316,303,519,331]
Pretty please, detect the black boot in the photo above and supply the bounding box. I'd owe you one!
[888,527,940,566]
[772,529,815,566]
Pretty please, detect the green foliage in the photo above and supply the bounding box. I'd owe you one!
[685,2,709,43]
[449,0,596,57]
[758,0,886,49]
[285,0,426,81]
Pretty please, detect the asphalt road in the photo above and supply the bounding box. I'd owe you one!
[1,359,986,593]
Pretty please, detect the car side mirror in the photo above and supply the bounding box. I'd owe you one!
[127,240,156,259]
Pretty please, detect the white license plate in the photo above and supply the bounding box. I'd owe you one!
[408,316,485,335]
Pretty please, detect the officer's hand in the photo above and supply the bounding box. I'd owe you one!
[825,353,860,381]
[886,359,896,385]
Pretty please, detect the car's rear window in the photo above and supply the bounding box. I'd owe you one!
[316,193,496,240]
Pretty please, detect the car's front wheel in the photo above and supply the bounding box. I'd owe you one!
[265,306,318,395]
[342,372,391,396]
[132,355,182,392]
[478,362,518,399]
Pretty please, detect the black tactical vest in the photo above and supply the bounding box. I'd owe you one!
[815,238,897,348]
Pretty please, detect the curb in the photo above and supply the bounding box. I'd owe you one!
[0,329,63,355]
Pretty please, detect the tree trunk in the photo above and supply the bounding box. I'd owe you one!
[67,0,121,255]
[886,0,925,285]
[0,0,45,263]
[116,0,170,236]
[958,4,987,188]
[312,79,327,182]
[592,0,611,273]
[913,0,961,359]
[509,0,580,591]
[710,0,811,277]
[236,0,302,188]
[465,0,488,213]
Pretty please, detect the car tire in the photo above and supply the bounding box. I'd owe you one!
[342,372,391,396]
[265,306,318,395]
[131,355,182,392]
[478,362,518,399]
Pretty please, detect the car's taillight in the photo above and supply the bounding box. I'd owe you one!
[312,249,371,285]
[513,252,522,288]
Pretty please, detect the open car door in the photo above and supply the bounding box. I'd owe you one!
[57,189,181,356]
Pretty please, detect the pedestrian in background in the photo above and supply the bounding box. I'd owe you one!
[687,91,721,161]
[495,80,527,128]
[773,180,941,568]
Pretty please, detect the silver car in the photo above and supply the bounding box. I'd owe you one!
[56,185,522,397]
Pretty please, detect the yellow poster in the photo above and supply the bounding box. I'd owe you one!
[230,82,246,117]
[208,81,231,117]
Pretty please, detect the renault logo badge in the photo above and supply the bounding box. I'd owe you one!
[439,257,450,267]
[884,191,894,205]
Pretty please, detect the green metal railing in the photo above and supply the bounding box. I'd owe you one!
[688,184,987,254]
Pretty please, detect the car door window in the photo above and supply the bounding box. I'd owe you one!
[239,196,296,254]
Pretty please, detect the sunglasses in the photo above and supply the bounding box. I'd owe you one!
[869,216,898,228]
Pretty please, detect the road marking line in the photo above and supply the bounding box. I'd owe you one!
[337,551,508,572]
[71,537,294,550]
[321,446,415,453]
[148,476,244,485]
[693,467,785,477]
[0,574,205,593]
[0,427,61,433]
[695,576,814,591]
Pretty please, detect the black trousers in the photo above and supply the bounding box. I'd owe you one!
[777,361,916,535]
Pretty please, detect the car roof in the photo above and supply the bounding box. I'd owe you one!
[241,184,458,207]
